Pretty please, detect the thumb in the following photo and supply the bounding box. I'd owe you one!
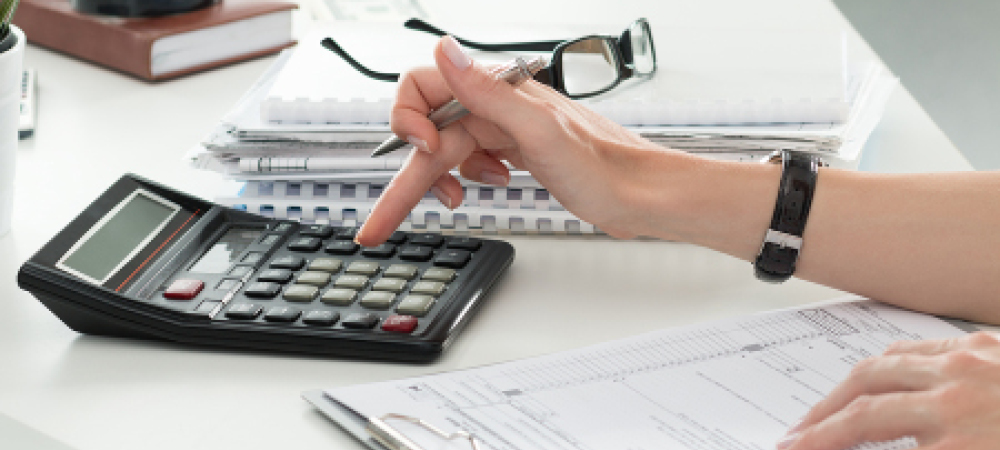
[433,36,540,132]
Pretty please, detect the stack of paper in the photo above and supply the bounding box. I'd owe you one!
[187,24,897,234]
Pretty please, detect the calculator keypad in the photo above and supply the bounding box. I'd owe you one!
[162,223,490,337]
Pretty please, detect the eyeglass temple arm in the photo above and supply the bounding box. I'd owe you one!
[321,38,400,82]
[404,18,564,52]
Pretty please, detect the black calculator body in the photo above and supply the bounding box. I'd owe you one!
[17,174,514,361]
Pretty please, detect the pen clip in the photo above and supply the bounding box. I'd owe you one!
[367,413,482,450]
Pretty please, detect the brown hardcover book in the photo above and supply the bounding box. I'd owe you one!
[12,0,297,81]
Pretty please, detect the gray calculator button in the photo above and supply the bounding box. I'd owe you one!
[341,312,379,329]
[421,268,456,282]
[346,261,380,276]
[383,264,418,280]
[321,288,358,306]
[283,285,319,302]
[302,310,339,326]
[226,303,262,320]
[308,258,343,273]
[360,291,396,310]
[270,255,304,270]
[264,306,301,322]
[227,265,253,279]
[372,278,407,293]
[296,271,332,286]
[396,295,435,317]
[333,274,369,290]
[410,281,446,297]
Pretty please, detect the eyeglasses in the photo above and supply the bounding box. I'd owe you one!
[320,18,657,100]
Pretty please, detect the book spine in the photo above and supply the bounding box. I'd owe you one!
[13,1,154,79]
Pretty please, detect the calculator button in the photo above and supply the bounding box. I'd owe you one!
[164,279,204,300]
[360,291,396,310]
[361,243,396,258]
[409,233,444,248]
[399,245,433,262]
[191,300,221,317]
[324,240,359,255]
[384,264,419,280]
[299,224,333,238]
[226,265,253,279]
[446,237,482,251]
[341,312,379,329]
[270,255,305,270]
[302,310,340,326]
[346,261,380,276]
[307,258,343,273]
[283,285,319,302]
[372,278,407,293]
[381,315,418,333]
[242,252,264,264]
[216,279,239,291]
[335,227,358,240]
[288,237,322,252]
[410,281,446,297]
[333,274,369,290]
[386,231,408,244]
[273,222,295,233]
[226,303,263,320]
[296,271,332,286]
[321,288,357,306]
[260,234,282,246]
[396,295,435,317]
[264,306,302,322]
[421,268,456,282]
[434,249,471,269]
[257,269,293,283]
[244,282,281,298]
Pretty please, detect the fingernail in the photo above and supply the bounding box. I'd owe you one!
[776,432,800,450]
[407,135,430,153]
[480,170,508,187]
[442,35,471,70]
[786,420,805,435]
[430,186,453,209]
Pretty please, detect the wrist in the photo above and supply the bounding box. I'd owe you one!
[624,150,781,261]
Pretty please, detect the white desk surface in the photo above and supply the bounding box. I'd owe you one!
[0,1,972,449]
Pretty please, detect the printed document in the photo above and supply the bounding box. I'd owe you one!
[321,301,968,450]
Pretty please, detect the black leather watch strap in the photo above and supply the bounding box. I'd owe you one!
[754,150,821,283]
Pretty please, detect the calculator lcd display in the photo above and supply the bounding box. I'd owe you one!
[58,190,180,285]
[188,228,263,274]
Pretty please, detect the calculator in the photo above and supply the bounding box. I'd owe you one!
[17,174,515,361]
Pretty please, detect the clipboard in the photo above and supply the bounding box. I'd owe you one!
[303,390,482,450]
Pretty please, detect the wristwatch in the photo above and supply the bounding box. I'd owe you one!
[754,150,823,283]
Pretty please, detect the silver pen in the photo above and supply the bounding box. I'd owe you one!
[370,56,548,158]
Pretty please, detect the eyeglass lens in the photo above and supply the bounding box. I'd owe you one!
[630,20,655,75]
[560,38,620,97]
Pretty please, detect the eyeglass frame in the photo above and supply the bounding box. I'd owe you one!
[404,18,657,99]
[320,17,657,100]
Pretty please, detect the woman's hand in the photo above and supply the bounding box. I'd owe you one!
[355,36,681,246]
[779,331,1000,450]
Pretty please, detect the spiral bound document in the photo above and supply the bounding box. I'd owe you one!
[218,179,600,234]
[305,300,976,450]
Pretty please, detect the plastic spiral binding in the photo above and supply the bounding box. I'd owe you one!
[218,180,601,235]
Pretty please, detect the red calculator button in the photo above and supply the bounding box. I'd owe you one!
[381,315,418,333]
[163,279,205,300]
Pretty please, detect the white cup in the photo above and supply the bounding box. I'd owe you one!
[0,25,24,238]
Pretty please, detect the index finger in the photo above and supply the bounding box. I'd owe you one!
[357,123,478,246]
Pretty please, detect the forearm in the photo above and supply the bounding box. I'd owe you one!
[621,147,1000,323]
